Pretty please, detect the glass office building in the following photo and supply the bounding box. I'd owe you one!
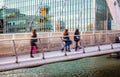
[0,0,117,33]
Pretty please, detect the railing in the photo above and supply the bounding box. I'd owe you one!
[0,32,120,64]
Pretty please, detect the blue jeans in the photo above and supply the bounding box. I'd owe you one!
[64,40,72,51]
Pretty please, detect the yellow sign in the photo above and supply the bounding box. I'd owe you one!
[40,8,46,16]
[88,24,93,28]
[6,13,15,18]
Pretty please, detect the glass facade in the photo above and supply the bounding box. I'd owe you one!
[0,0,118,33]
[96,0,107,30]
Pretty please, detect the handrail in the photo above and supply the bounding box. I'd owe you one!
[0,32,120,41]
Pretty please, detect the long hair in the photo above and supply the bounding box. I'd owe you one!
[75,29,79,35]
[32,29,37,36]
[63,29,68,36]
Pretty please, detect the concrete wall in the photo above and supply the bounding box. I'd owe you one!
[0,30,120,57]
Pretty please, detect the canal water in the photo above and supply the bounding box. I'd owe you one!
[0,55,120,77]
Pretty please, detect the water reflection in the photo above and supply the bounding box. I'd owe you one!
[0,55,120,77]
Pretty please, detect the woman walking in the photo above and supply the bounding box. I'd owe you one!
[61,29,72,52]
[30,29,37,58]
[74,29,80,51]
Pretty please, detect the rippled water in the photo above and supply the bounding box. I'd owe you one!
[0,55,120,77]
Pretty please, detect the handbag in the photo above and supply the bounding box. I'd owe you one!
[32,46,37,53]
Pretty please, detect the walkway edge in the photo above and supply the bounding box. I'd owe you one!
[0,48,120,72]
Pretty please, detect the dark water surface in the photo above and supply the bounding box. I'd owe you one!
[0,55,120,77]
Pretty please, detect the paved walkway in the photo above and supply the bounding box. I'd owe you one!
[0,43,120,72]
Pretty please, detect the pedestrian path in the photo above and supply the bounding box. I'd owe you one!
[0,43,120,72]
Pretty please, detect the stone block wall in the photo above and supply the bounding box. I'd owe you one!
[0,30,119,57]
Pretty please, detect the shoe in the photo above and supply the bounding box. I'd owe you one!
[75,47,77,51]
[30,55,34,58]
[61,48,64,52]
[79,47,81,49]
[68,49,71,52]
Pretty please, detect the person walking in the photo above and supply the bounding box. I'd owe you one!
[30,29,37,58]
[61,29,72,52]
[74,29,80,51]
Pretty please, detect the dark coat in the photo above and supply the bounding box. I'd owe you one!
[74,32,80,42]
[31,34,37,46]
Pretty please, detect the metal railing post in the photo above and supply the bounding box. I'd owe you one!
[107,34,114,49]
[48,34,50,51]
[94,34,101,51]
[110,40,114,49]
[81,40,85,53]
[64,48,67,56]
[60,37,67,56]
[12,39,18,63]
[39,38,45,59]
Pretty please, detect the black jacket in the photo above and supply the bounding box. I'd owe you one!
[74,33,80,42]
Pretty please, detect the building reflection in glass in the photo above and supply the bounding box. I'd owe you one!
[0,0,113,33]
